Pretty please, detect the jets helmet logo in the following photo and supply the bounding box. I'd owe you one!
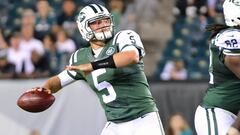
[78,12,86,22]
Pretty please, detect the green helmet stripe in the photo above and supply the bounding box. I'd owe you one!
[96,4,104,12]
[89,4,98,13]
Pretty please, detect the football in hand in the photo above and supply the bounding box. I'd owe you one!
[17,87,55,113]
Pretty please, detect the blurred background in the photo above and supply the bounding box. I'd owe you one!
[0,0,224,135]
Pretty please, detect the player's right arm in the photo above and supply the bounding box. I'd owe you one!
[43,70,76,93]
[42,75,61,93]
[42,51,84,93]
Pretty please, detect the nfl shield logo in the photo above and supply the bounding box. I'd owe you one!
[106,47,115,56]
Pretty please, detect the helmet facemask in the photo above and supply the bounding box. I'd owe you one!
[88,16,114,41]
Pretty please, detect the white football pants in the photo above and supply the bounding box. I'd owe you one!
[101,111,165,135]
[194,105,237,135]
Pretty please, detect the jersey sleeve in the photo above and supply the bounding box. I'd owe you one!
[58,70,76,87]
[215,29,240,55]
[66,50,85,80]
[113,30,145,58]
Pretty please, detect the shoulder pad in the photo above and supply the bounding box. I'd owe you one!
[113,30,144,48]
[215,29,240,49]
[112,30,140,46]
[112,30,145,57]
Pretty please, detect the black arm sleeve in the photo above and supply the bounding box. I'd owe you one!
[91,55,116,70]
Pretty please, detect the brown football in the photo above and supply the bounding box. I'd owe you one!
[17,89,55,113]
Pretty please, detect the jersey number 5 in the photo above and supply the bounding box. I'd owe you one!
[92,69,117,103]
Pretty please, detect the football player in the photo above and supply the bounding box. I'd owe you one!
[34,4,165,135]
[194,0,240,135]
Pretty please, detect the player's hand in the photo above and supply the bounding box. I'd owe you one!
[65,63,93,72]
[26,87,51,94]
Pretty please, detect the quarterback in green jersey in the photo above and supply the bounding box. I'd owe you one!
[30,4,165,135]
[194,1,240,135]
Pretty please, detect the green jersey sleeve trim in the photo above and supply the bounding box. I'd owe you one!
[69,52,75,65]
[68,49,81,65]
[113,31,122,46]
[67,50,85,80]
[67,70,77,80]
[66,70,84,80]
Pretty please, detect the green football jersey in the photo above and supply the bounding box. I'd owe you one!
[67,30,158,123]
[203,28,240,115]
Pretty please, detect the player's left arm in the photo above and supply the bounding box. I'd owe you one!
[66,50,139,71]
[112,49,139,68]
[66,30,143,71]
[111,30,144,68]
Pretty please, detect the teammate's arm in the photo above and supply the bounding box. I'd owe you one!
[224,55,240,79]
[217,30,240,79]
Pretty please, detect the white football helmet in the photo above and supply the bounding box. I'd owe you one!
[223,0,240,26]
[76,4,114,41]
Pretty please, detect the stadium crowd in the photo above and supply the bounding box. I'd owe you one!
[0,0,224,80]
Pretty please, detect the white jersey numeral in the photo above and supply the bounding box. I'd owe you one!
[92,69,116,103]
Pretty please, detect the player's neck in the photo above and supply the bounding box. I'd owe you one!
[90,40,106,50]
